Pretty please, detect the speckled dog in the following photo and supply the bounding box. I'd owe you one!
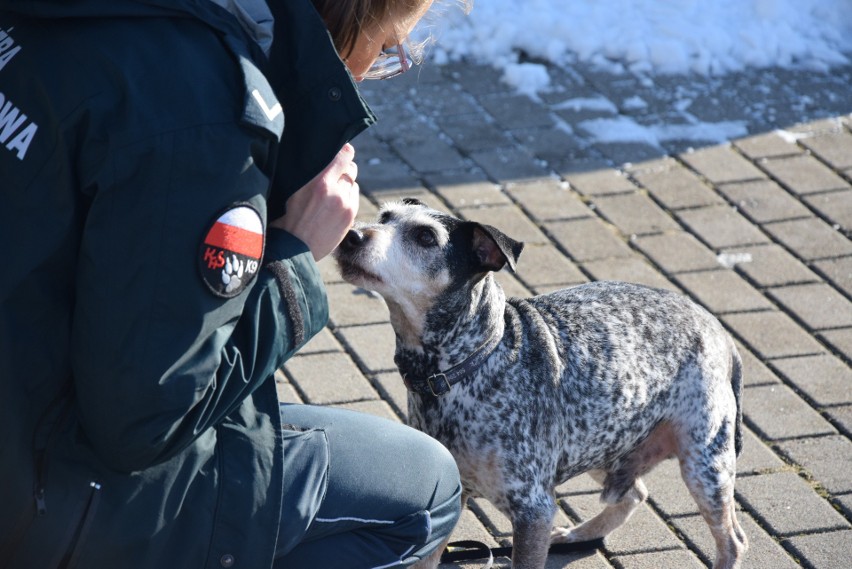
[334,199,747,569]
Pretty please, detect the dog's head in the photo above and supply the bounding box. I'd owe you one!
[334,198,524,318]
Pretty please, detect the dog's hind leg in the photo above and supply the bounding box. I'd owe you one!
[551,470,648,543]
[680,450,746,568]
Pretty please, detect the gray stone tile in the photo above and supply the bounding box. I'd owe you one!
[734,132,804,160]
[284,352,379,405]
[560,493,685,555]
[767,283,852,330]
[297,327,343,354]
[670,512,801,569]
[461,204,550,244]
[770,354,852,407]
[743,384,837,440]
[722,311,826,359]
[609,549,704,569]
[564,168,638,197]
[516,243,588,289]
[760,154,849,196]
[339,399,401,423]
[336,323,397,374]
[327,282,389,327]
[591,192,681,236]
[724,244,821,288]
[505,179,594,222]
[675,270,774,314]
[717,179,813,223]
[644,459,700,518]
[372,371,408,421]
[776,435,852,494]
[679,145,766,185]
[633,231,720,274]
[469,146,551,183]
[825,404,852,438]
[764,218,852,261]
[629,158,727,210]
[735,471,849,536]
[391,135,468,173]
[479,93,555,130]
[785,529,852,569]
[804,189,852,235]
[819,328,852,364]
[801,130,852,170]
[738,345,784,386]
[430,176,513,210]
[813,255,852,297]
[736,428,787,475]
[676,205,770,250]
[545,218,635,262]
[582,257,676,291]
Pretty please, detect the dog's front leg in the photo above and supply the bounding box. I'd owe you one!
[511,517,553,569]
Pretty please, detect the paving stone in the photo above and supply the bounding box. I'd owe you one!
[556,473,601,496]
[327,282,389,327]
[629,158,727,210]
[735,471,849,536]
[372,371,408,421]
[739,428,788,475]
[734,131,804,160]
[461,204,550,244]
[770,354,852,407]
[738,345,784,386]
[801,130,852,170]
[391,135,468,173]
[479,93,555,130]
[760,154,849,196]
[813,255,852,297]
[590,192,681,235]
[743,384,837,440]
[284,352,379,405]
[722,311,826,359]
[676,205,770,250]
[767,283,852,330]
[835,493,852,518]
[564,168,638,197]
[336,323,397,374]
[669,512,801,569]
[512,126,592,169]
[763,218,852,261]
[469,145,552,183]
[274,369,303,404]
[406,83,481,117]
[819,328,852,364]
[545,218,635,262]
[560,493,685,555]
[632,232,720,274]
[825,404,852,438]
[679,145,766,185]
[717,179,813,223]
[516,243,589,289]
[609,549,704,569]
[804,189,852,235]
[339,399,400,423]
[644,458,701,518]
[776,435,852,494]
[593,141,664,167]
[505,179,594,222]
[437,114,513,153]
[784,529,852,569]
[429,175,513,210]
[317,254,345,284]
[582,257,676,291]
[724,244,820,288]
[675,270,774,313]
[297,327,342,354]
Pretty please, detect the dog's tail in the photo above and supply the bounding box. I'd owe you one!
[730,345,744,458]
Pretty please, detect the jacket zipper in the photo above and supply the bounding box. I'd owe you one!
[31,385,73,517]
[60,480,103,569]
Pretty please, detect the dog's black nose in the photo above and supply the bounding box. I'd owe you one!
[340,228,366,252]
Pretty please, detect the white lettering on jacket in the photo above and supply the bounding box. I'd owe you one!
[0,27,21,71]
[0,92,38,160]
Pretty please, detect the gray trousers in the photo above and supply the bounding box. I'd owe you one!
[274,404,462,569]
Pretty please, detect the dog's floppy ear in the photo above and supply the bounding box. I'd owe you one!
[401,197,426,207]
[471,223,524,273]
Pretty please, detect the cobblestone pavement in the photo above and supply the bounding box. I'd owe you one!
[276,58,852,568]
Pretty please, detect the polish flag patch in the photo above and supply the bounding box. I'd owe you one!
[199,205,265,298]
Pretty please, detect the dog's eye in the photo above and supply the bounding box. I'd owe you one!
[414,227,438,248]
[378,211,393,224]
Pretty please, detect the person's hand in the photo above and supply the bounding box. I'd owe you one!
[270,143,360,261]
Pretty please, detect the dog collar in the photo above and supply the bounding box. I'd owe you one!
[403,333,502,397]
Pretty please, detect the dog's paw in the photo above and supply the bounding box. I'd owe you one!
[222,254,244,294]
[551,526,583,544]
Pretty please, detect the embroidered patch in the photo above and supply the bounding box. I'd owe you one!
[199,205,264,298]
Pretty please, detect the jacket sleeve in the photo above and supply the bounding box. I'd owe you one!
[70,124,326,473]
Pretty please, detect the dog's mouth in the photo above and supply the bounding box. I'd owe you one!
[335,257,383,285]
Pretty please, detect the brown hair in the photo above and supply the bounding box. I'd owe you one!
[310,0,428,58]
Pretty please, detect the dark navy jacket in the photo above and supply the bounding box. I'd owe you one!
[0,0,373,567]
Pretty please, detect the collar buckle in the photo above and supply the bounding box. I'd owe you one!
[427,373,452,397]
